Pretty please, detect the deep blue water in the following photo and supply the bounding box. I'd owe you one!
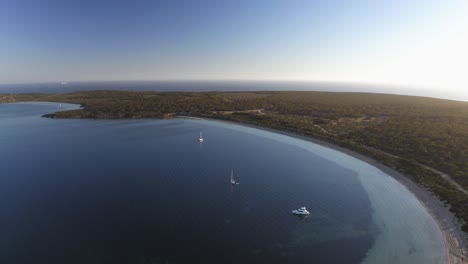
[0,102,445,264]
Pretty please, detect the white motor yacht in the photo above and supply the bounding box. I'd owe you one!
[292,207,310,215]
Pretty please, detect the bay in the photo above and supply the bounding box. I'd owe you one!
[0,102,445,263]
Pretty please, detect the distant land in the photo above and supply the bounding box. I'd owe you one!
[0,81,466,101]
[2,90,468,261]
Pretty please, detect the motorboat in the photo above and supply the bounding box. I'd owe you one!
[292,207,310,215]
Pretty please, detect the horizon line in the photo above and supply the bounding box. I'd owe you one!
[0,78,428,89]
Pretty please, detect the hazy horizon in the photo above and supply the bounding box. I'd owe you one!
[1,0,467,99]
[1,80,466,102]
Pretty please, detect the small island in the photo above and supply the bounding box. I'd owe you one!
[2,90,468,262]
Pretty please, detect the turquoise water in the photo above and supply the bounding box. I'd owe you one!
[0,102,445,263]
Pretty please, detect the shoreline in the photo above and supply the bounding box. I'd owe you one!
[3,102,467,262]
[191,116,468,263]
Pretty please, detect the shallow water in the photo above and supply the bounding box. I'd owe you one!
[0,102,445,263]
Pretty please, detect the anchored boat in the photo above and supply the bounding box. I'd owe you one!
[198,132,204,142]
[230,170,239,185]
[292,207,310,216]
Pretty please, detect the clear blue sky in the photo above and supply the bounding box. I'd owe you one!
[1,0,467,96]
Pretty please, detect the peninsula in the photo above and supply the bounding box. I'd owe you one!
[2,90,468,262]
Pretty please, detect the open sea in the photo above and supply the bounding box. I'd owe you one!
[0,102,445,263]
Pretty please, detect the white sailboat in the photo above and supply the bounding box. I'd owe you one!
[230,170,239,185]
[198,132,204,142]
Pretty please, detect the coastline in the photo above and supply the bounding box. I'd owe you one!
[191,116,468,264]
[2,101,466,262]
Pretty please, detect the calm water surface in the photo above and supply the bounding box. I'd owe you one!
[0,102,445,263]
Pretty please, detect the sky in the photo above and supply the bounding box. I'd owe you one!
[0,0,467,97]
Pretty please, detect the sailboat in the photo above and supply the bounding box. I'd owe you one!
[230,170,239,185]
[198,132,204,142]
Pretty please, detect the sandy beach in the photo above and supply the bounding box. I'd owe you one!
[194,117,468,264]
